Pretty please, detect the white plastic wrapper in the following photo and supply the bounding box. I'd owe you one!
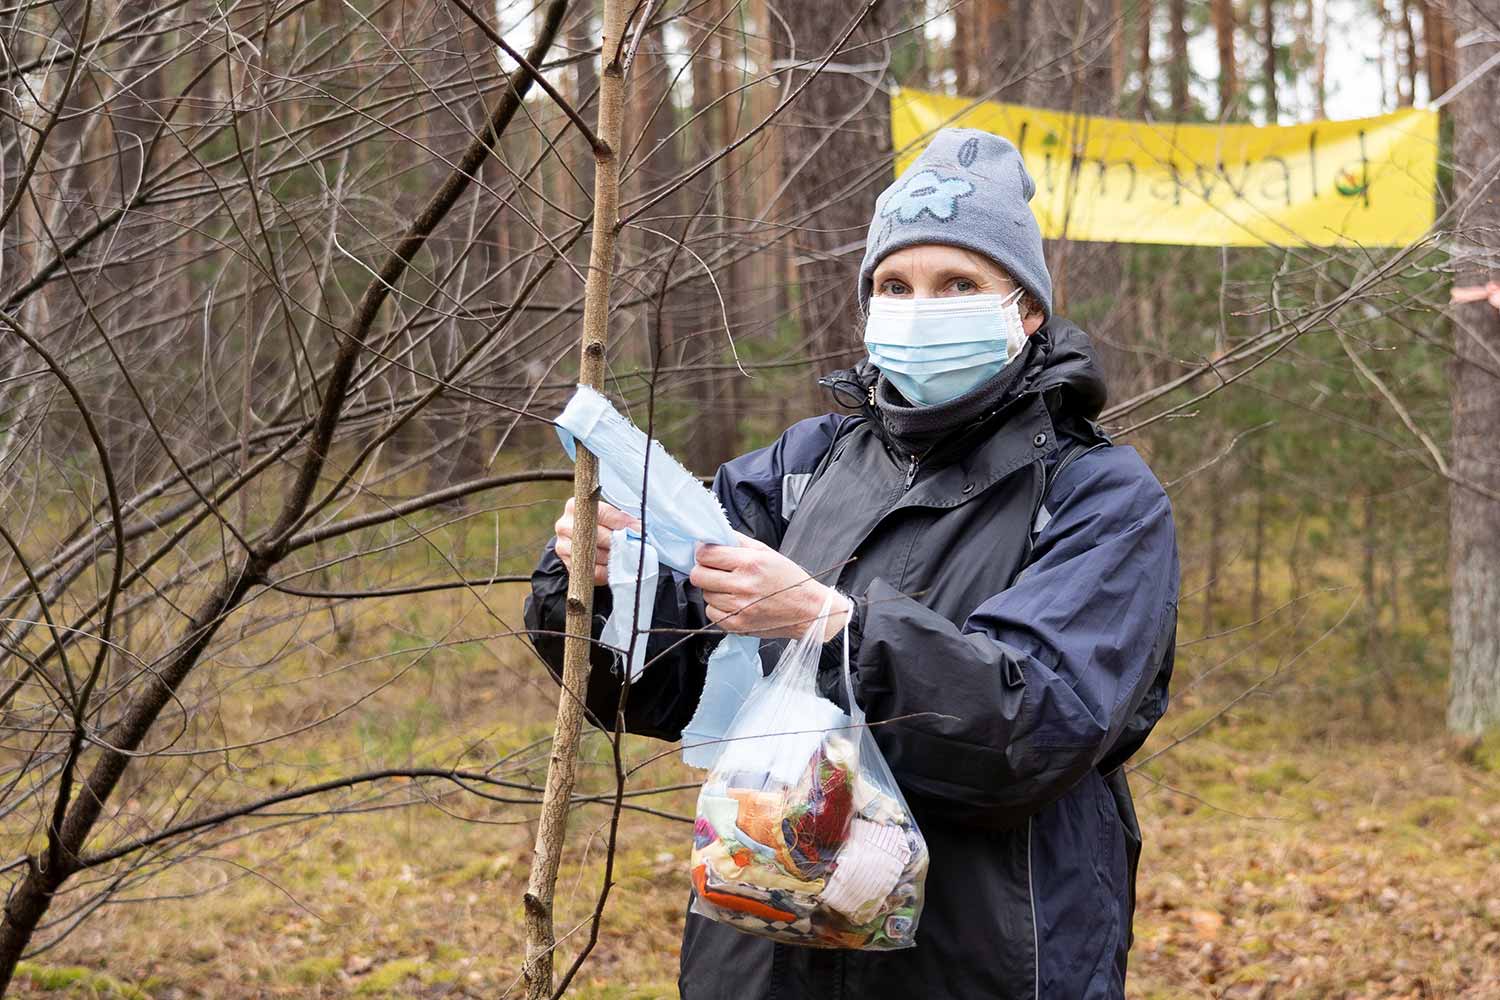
[552,385,761,768]
[600,527,658,680]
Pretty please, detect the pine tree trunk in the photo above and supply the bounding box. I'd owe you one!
[1400,0,1420,104]
[1262,0,1277,120]
[1361,481,1379,668]
[1015,0,1133,394]
[630,21,681,372]
[1111,0,1127,102]
[1314,0,1328,117]
[1169,0,1190,116]
[713,7,746,462]
[1251,446,1266,622]
[1137,0,1154,117]
[1213,0,1237,117]
[1446,0,1500,737]
[976,0,1025,101]
[682,1,740,467]
[773,3,893,368]
[1202,462,1224,633]
[954,0,976,93]
[1421,0,1456,98]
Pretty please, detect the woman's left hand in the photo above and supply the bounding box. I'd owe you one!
[690,532,850,640]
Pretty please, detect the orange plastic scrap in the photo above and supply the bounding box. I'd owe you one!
[727,788,783,846]
[692,864,799,924]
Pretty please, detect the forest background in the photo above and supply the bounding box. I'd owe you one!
[2,0,1499,996]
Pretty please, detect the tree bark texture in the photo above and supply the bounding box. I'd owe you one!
[1421,0,1456,98]
[1137,0,1154,117]
[1169,0,1190,116]
[774,2,893,365]
[1447,0,1500,736]
[1262,0,1277,120]
[1213,0,1238,117]
[520,0,628,996]
[1015,0,1135,397]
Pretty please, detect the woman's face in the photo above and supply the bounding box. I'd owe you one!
[871,244,1046,336]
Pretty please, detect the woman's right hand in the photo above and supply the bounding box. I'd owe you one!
[553,496,641,586]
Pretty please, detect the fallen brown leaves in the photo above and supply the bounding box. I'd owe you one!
[1128,736,1500,999]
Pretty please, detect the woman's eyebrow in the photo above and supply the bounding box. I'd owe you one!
[933,268,989,283]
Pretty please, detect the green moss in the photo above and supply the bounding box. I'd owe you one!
[1249,760,1309,793]
[354,957,428,994]
[431,942,466,962]
[16,964,92,989]
[1400,795,1460,829]
[285,956,341,985]
[14,962,152,998]
[1475,730,1500,773]
[1168,746,1238,779]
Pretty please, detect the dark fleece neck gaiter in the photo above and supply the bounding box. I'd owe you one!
[872,344,1032,459]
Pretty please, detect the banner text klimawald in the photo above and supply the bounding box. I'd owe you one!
[890,89,1439,247]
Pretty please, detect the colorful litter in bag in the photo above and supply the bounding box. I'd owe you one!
[552,385,762,769]
[690,591,929,949]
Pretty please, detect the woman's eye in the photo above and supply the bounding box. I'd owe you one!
[952,278,976,293]
[879,280,910,296]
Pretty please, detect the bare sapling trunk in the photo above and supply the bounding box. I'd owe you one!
[521,1,629,996]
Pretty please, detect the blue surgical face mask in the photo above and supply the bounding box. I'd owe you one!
[863,289,1029,406]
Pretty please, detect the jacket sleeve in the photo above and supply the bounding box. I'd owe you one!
[840,444,1179,829]
[520,413,851,741]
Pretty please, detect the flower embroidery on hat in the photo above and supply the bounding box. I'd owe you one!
[881,169,974,225]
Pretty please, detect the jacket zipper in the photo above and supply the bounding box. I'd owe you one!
[902,441,939,493]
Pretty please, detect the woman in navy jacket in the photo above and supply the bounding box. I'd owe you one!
[525,127,1179,999]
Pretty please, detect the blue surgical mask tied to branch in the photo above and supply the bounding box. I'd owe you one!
[553,386,762,770]
[863,289,1029,406]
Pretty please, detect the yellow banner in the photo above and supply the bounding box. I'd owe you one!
[890,89,1439,248]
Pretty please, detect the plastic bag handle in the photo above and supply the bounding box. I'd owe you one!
[839,592,861,724]
[813,586,860,725]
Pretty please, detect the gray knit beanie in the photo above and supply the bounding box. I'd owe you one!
[858,127,1052,318]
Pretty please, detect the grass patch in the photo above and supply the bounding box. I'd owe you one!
[1474,729,1500,774]
[1400,795,1461,829]
[1248,760,1309,793]
[14,963,151,998]
[283,955,340,985]
[354,957,429,994]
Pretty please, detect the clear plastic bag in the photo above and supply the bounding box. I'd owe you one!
[689,590,929,950]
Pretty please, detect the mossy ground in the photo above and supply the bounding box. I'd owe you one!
[5,503,1497,999]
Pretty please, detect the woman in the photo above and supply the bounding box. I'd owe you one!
[524,128,1180,1000]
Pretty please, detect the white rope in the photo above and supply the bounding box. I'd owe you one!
[1429,46,1500,110]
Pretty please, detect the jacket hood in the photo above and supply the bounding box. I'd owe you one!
[818,315,1109,430]
[1025,316,1108,420]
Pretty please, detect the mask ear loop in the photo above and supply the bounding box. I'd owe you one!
[1000,286,1030,364]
